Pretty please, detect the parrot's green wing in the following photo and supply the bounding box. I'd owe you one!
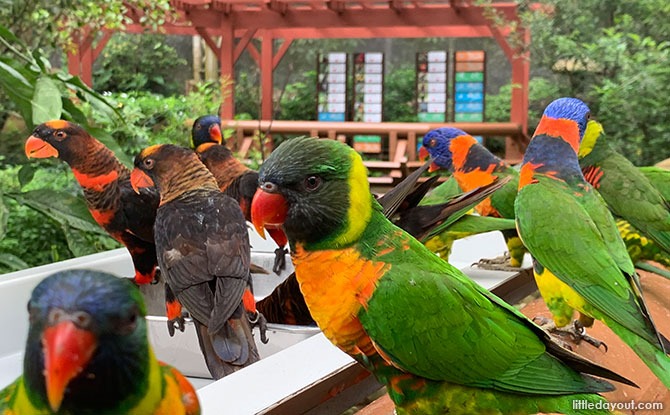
[582,149,670,231]
[0,378,16,412]
[516,178,659,345]
[641,166,670,201]
[489,167,519,219]
[442,214,516,235]
[360,239,621,394]
[419,175,460,205]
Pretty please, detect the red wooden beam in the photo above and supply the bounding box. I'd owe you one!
[261,30,274,120]
[92,31,114,62]
[233,28,258,61]
[246,42,261,65]
[219,17,235,120]
[195,26,221,60]
[272,36,293,69]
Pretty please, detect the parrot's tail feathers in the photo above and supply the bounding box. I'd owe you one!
[606,317,670,389]
[193,317,259,380]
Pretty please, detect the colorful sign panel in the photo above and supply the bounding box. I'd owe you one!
[317,52,348,122]
[352,52,384,153]
[453,50,485,143]
[416,51,448,122]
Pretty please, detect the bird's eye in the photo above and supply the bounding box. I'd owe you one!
[143,158,155,169]
[429,139,436,147]
[304,175,322,191]
[47,308,66,325]
[586,112,591,120]
[72,311,92,329]
[195,124,201,130]
[54,131,67,141]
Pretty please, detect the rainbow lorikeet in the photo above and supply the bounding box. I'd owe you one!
[24,121,186,337]
[416,175,517,259]
[419,128,526,268]
[131,144,260,379]
[515,97,670,388]
[579,120,670,255]
[250,136,633,414]
[640,166,670,200]
[0,269,199,414]
[191,115,289,274]
[254,159,508,326]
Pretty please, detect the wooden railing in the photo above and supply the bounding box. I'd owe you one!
[223,120,525,187]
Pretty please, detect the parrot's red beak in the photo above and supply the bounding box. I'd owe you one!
[209,124,223,145]
[42,320,97,412]
[418,146,430,162]
[428,162,441,173]
[130,168,154,194]
[25,136,58,159]
[251,188,288,239]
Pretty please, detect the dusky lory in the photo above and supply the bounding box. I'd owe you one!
[0,269,199,415]
[131,144,260,379]
[251,135,633,414]
[191,115,289,274]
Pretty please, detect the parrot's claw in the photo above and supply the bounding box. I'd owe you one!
[249,310,269,344]
[272,247,288,275]
[473,252,519,272]
[533,317,608,352]
[151,268,162,285]
[167,314,186,337]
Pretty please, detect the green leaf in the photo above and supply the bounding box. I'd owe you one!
[0,194,8,240]
[60,224,97,257]
[0,60,35,124]
[17,164,35,189]
[32,76,63,124]
[0,253,29,271]
[5,190,107,235]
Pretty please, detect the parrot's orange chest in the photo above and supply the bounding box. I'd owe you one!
[291,245,389,356]
[453,168,500,217]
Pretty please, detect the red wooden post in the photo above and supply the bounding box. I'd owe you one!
[508,27,530,161]
[261,30,274,120]
[219,17,235,120]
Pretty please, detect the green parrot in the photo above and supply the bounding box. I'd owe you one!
[640,166,670,201]
[578,120,670,253]
[413,169,519,260]
[251,136,633,415]
[515,97,670,389]
[0,269,200,415]
[419,128,526,268]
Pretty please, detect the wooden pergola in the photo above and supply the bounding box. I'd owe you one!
[67,0,530,158]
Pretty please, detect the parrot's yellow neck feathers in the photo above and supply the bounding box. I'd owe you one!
[578,120,604,158]
[332,151,372,247]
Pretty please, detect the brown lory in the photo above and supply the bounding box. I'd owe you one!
[24,120,186,337]
[131,143,260,379]
[191,115,289,274]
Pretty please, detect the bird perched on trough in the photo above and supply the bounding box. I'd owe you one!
[131,144,260,379]
[0,269,200,415]
[514,97,670,388]
[24,121,187,337]
[191,115,289,274]
[419,127,526,269]
[251,135,634,414]
[255,156,509,326]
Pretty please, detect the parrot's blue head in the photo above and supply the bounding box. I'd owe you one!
[421,127,468,171]
[542,97,591,140]
[191,115,223,149]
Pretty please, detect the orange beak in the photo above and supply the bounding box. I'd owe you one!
[418,146,430,162]
[428,162,441,173]
[42,320,97,412]
[130,168,155,193]
[25,136,58,159]
[251,188,288,239]
[209,124,223,145]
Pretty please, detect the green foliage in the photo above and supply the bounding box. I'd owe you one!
[524,0,670,165]
[85,82,223,156]
[234,71,260,119]
[94,34,188,96]
[277,71,316,120]
[383,66,417,122]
